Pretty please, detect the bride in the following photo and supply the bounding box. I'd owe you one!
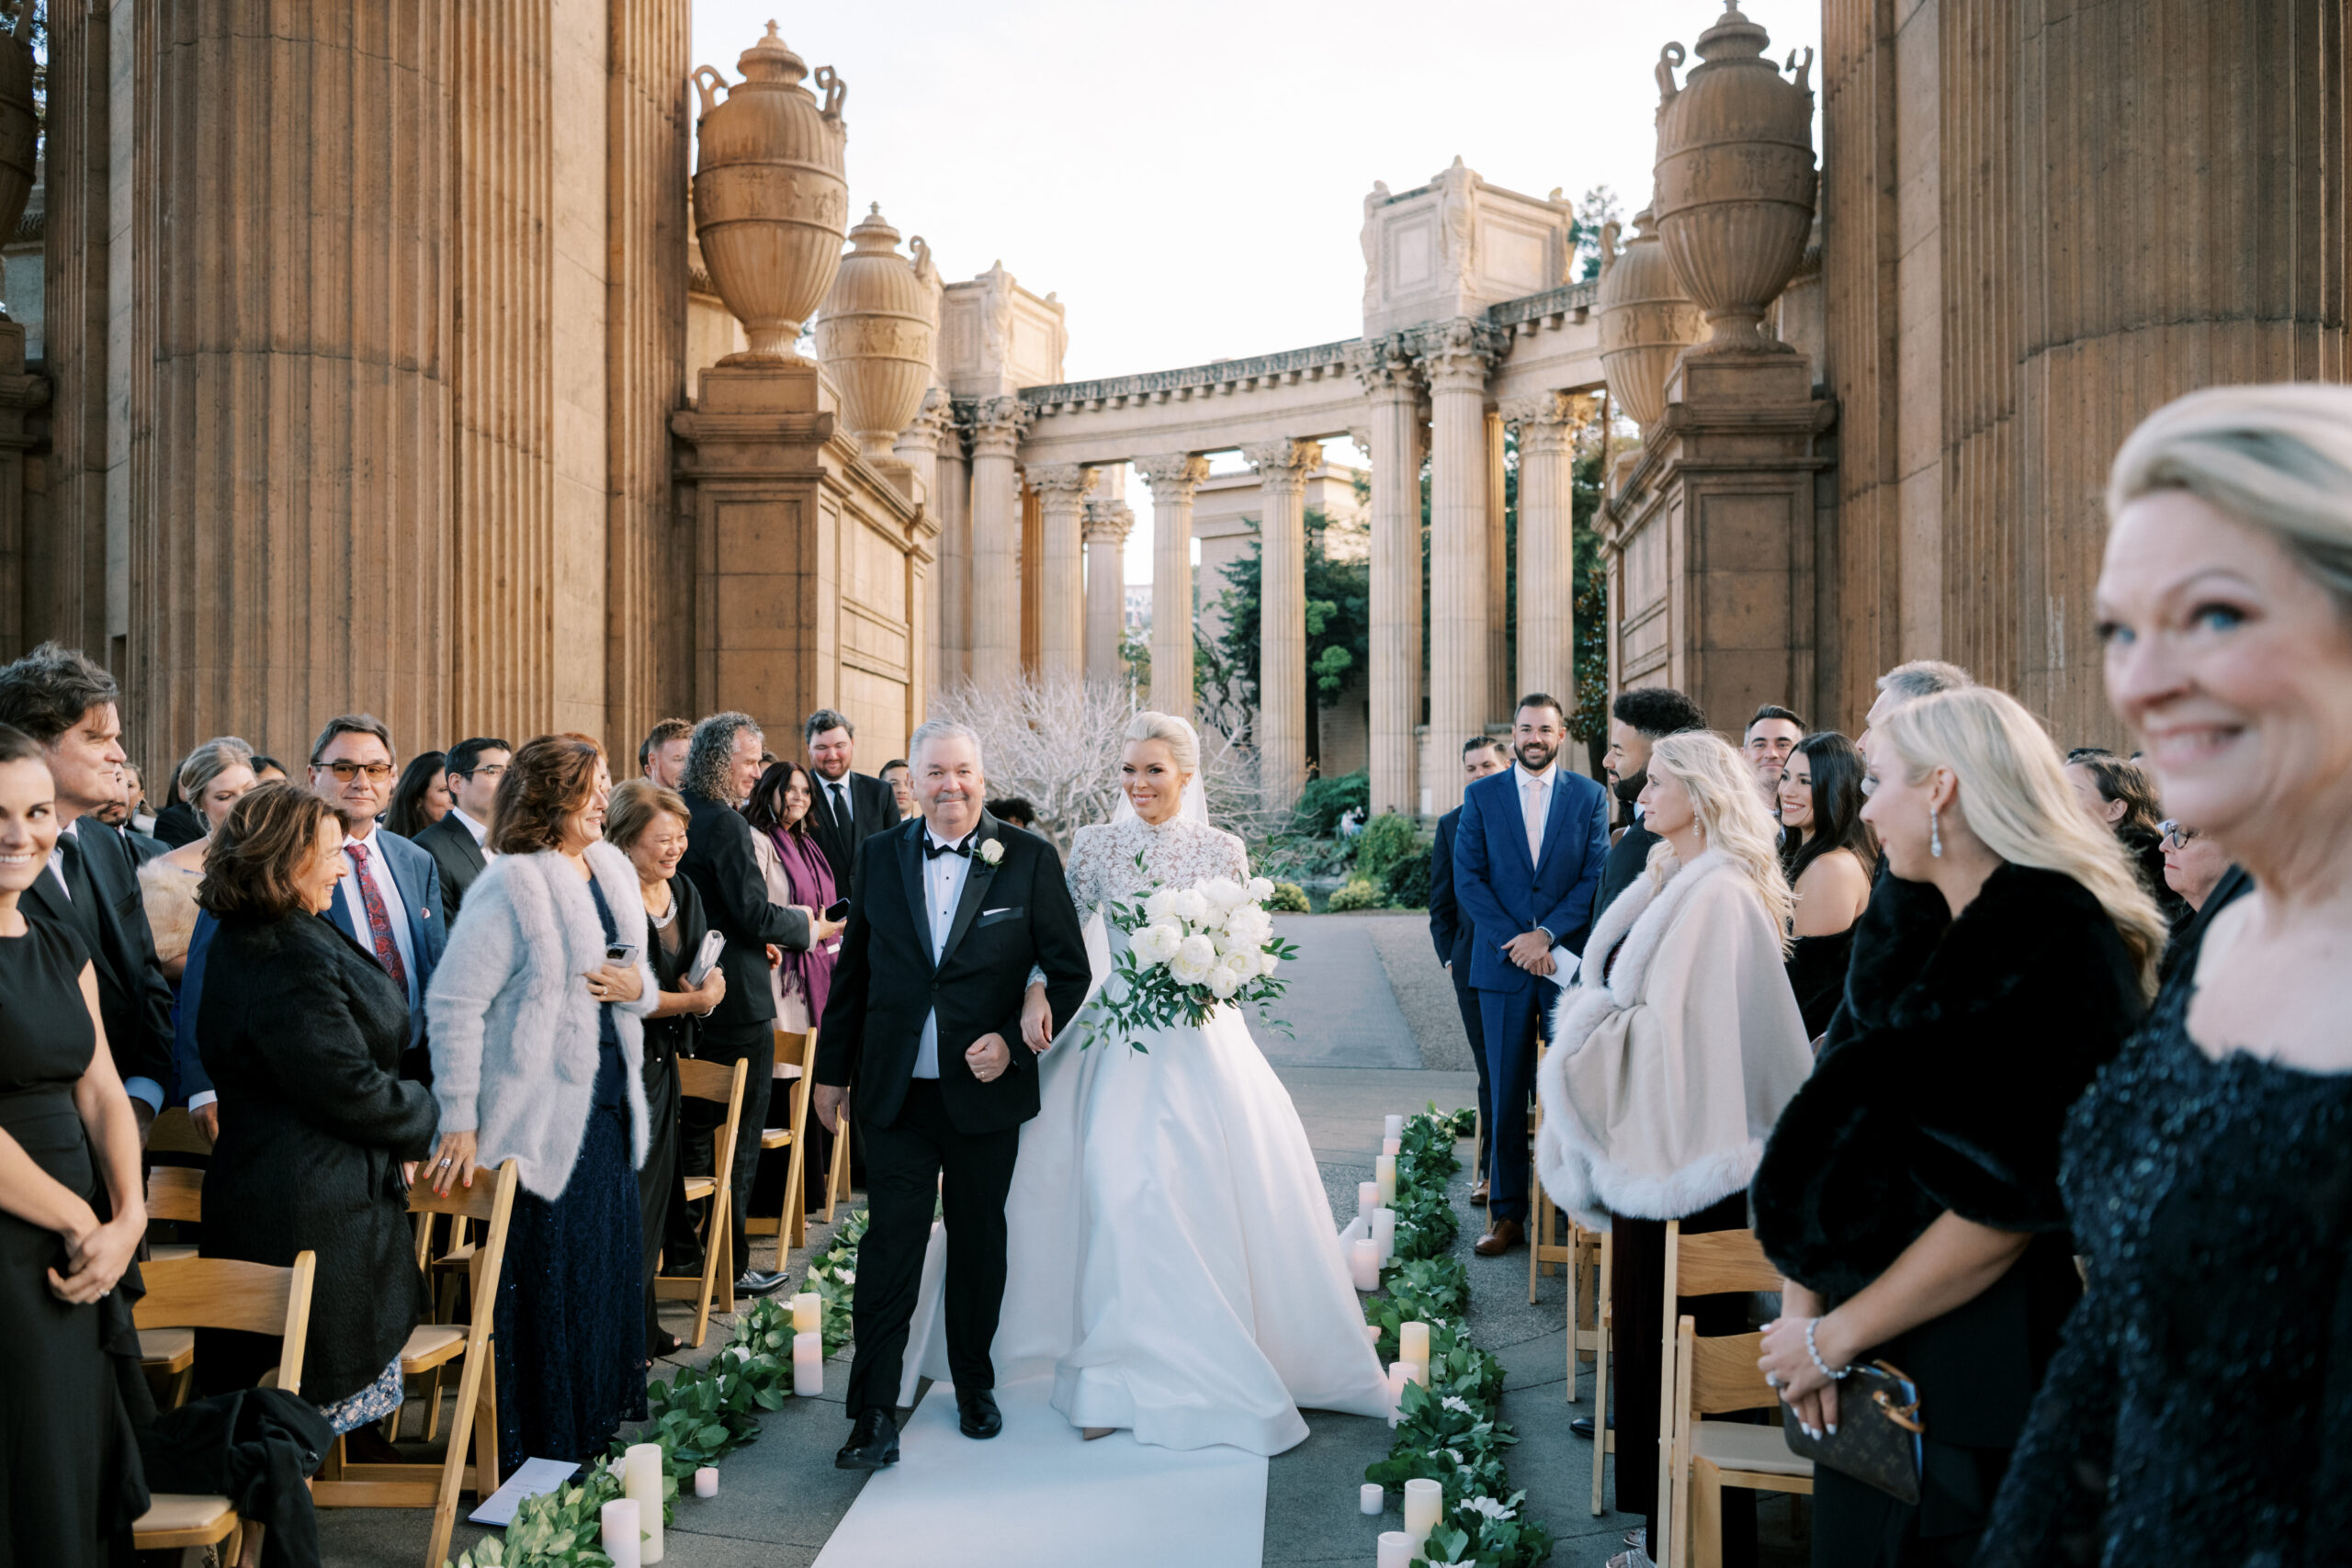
[909,710,1391,1454]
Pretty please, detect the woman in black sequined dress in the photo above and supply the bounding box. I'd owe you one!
[1773,732,1874,1040]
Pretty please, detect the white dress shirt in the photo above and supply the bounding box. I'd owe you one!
[337,821,420,1007]
[451,806,492,852]
[914,825,976,1079]
[821,774,853,830]
[1516,761,1557,870]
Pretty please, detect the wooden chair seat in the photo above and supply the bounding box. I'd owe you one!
[1691,1419,1811,1479]
[133,1493,239,1545]
[150,1242,198,1262]
[759,1126,791,1150]
[682,1174,717,1201]
[428,1239,477,1271]
[399,1323,468,1373]
[772,1060,803,1080]
[140,1326,196,1373]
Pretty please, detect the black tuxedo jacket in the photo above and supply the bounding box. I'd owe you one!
[1427,806,1475,971]
[808,770,899,900]
[23,818,175,1094]
[411,811,488,920]
[815,813,1091,1135]
[1593,819,1658,930]
[678,787,814,1038]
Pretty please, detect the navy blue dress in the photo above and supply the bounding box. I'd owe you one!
[492,879,645,1473]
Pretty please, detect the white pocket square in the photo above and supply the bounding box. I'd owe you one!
[982,908,1012,917]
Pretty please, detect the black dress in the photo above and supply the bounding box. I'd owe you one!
[1980,955,2352,1566]
[638,875,704,1349]
[1783,928,1855,1041]
[492,878,647,1473]
[0,918,150,1568]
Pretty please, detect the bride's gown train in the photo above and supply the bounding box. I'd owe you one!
[906,811,1391,1455]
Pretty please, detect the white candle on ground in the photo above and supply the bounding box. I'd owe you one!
[1374,1206,1397,1264]
[792,1292,822,1334]
[1381,1135,1402,1156]
[1402,1358,1429,1388]
[694,1466,718,1499]
[1404,1477,1442,1541]
[622,1442,664,1563]
[1364,1322,1381,1344]
[1377,1529,1414,1568]
[1360,1482,1384,1516]
[1375,1154,1396,1205]
[1357,1179,1380,1222]
[1385,1361,1409,1426]
[601,1499,642,1568]
[793,1330,824,1396]
[1398,1320,1430,1367]
[1385,1113,1405,1138]
[1351,1237,1380,1292]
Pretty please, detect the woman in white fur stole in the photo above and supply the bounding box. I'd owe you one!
[1537,729,1813,1564]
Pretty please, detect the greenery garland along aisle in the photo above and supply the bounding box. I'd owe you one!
[1367,1108,1555,1568]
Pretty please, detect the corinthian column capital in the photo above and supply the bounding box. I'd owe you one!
[1242,437,1324,495]
[1350,332,1422,402]
[1416,316,1506,393]
[1136,452,1211,504]
[1082,497,1135,546]
[1498,389,1595,454]
[1027,462,1092,498]
[969,393,1034,458]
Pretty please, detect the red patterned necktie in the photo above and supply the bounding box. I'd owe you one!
[345,840,410,995]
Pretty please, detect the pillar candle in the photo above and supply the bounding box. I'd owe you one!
[1374,1206,1397,1264]
[1377,1529,1415,1568]
[1357,1179,1380,1222]
[1359,1482,1384,1516]
[1364,1322,1381,1344]
[1402,1358,1430,1388]
[1381,1135,1402,1156]
[792,1292,822,1334]
[1398,1320,1430,1367]
[1351,1237,1380,1292]
[793,1330,824,1396]
[1385,1361,1409,1427]
[601,1499,642,1568]
[622,1442,664,1563]
[694,1467,718,1499]
[1404,1476,1443,1541]
[1375,1154,1397,1205]
[1385,1113,1405,1138]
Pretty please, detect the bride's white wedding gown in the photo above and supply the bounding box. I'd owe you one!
[910,810,1391,1455]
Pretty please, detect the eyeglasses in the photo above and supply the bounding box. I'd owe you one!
[318,761,393,783]
[456,763,507,780]
[2158,819,2198,850]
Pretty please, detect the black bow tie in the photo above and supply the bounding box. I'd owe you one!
[923,836,973,860]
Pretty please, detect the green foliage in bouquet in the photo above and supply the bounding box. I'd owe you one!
[1087,853,1301,1052]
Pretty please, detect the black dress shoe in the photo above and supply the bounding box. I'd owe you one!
[956,1387,1002,1439]
[836,1408,900,1470]
[1571,1415,1616,1441]
[735,1269,789,1296]
[648,1328,683,1359]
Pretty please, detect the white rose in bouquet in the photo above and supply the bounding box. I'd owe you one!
[1130,922,1184,969]
[1142,887,1185,924]
[1222,904,1274,948]
[1246,875,1275,904]
[1169,887,1212,927]
[1220,944,1262,983]
[1198,875,1248,913]
[1205,961,1244,998]
[1169,932,1218,985]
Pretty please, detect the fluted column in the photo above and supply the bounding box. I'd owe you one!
[1419,320,1499,814]
[1503,391,1586,698]
[923,391,972,685]
[1136,453,1210,716]
[1354,337,1424,817]
[1244,438,1322,809]
[967,394,1031,686]
[1030,463,1091,680]
[1082,490,1135,683]
[894,388,954,697]
[141,5,456,765]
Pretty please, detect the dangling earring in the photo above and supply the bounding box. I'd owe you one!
[1929,807,1944,859]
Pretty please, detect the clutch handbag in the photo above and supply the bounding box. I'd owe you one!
[1780,1360,1924,1505]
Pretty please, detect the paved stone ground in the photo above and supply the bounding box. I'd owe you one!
[318,913,1796,1568]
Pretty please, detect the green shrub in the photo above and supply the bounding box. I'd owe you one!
[1327,877,1386,912]
[1353,811,1420,885]
[1265,880,1312,913]
[1293,768,1368,837]
[1382,848,1431,909]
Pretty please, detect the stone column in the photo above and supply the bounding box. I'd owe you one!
[894,387,955,697]
[1082,490,1135,683]
[967,394,1031,686]
[1486,409,1511,721]
[1136,452,1210,716]
[1503,391,1585,698]
[1030,463,1091,680]
[1354,336,1424,817]
[32,0,106,659]
[0,321,48,658]
[1243,438,1323,809]
[1419,319,1499,814]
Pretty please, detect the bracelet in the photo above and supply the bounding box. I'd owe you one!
[1805,1317,1847,1382]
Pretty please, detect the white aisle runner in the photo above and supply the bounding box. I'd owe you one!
[810,1375,1269,1568]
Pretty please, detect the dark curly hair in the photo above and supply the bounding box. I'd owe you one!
[489,733,605,855]
[1611,685,1707,739]
[198,783,350,919]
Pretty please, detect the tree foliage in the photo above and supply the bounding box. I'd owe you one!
[1208,507,1372,739]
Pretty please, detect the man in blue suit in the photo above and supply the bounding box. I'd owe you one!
[1428,735,1511,1203]
[180,714,446,1132]
[1452,693,1611,1255]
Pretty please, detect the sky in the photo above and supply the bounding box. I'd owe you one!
[691,0,1824,581]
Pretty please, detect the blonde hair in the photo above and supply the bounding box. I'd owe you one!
[176,736,256,802]
[1643,730,1793,948]
[1877,688,2166,996]
[2108,382,2352,610]
[1124,710,1199,774]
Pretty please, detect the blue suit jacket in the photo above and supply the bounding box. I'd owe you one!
[1451,765,1611,994]
[175,828,443,1101]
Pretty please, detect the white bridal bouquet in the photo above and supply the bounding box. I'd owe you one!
[1085,856,1302,1053]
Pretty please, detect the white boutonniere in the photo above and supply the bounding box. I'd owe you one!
[977,838,1003,866]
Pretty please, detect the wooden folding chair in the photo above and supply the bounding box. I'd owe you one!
[148,1106,215,1159]
[314,1159,521,1568]
[141,1166,208,1405]
[1591,1227,1614,1516]
[822,1085,854,1223]
[656,1054,749,1347]
[1654,1224,1813,1568]
[748,1029,813,1252]
[131,1252,317,1565]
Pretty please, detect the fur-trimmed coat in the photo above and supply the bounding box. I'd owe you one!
[1750,863,2146,1302]
[1536,848,1814,1230]
[424,841,659,1201]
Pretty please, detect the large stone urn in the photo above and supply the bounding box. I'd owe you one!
[690,22,849,362]
[1651,3,1816,354]
[1595,208,1704,428]
[815,205,936,462]
[0,4,37,286]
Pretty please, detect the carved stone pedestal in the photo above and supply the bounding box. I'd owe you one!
[1600,353,1832,725]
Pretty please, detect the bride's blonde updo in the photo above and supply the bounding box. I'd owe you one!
[1125,710,1199,774]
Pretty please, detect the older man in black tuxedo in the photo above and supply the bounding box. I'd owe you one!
[813,718,1091,1471]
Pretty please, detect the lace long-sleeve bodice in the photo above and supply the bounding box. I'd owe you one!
[1066,814,1250,916]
